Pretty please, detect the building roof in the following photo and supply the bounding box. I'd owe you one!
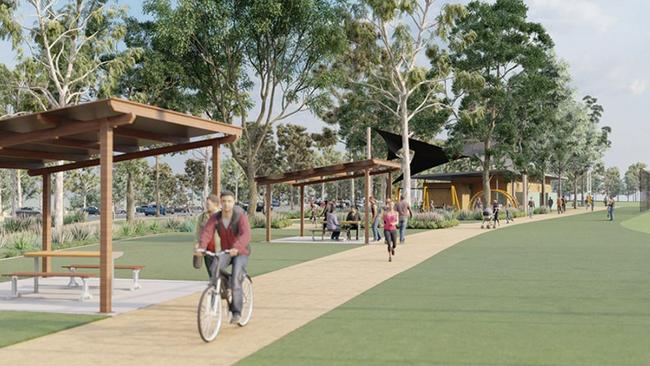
[414,170,560,181]
[0,98,242,174]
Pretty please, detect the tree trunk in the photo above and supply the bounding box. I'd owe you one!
[522,173,528,215]
[321,183,325,199]
[11,170,23,216]
[54,170,64,237]
[202,147,210,200]
[581,174,585,206]
[541,170,546,207]
[234,178,239,203]
[351,177,355,207]
[573,177,578,209]
[400,98,412,205]
[290,186,294,211]
[126,171,134,222]
[558,170,563,200]
[246,163,258,215]
[155,156,160,217]
[82,193,87,210]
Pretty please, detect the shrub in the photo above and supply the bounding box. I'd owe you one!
[10,231,38,252]
[251,213,292,229]
[534,207,549,215]
[3,216,41,233]
[64,211,88,225]
[407,211,459,229]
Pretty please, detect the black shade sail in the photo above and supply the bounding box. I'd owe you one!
[375,129,466,183]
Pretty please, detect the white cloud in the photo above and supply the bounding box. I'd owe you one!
[628,79,648,95]
[527,0,617,33]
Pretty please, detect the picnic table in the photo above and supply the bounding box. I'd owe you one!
[23,250,123,293]
[312,220,361,241]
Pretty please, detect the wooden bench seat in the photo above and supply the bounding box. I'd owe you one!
[2,272,95,301]
[62,264,144,291]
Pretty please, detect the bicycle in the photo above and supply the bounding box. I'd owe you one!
[196,249,253,342]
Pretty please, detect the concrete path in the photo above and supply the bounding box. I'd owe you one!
[0,208,599,366]
[0,278,205,315]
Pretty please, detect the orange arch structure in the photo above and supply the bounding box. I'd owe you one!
[470,189,519,208]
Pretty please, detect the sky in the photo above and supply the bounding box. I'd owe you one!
[1,0,648,175]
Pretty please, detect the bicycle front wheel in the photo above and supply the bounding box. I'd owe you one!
[197,283,223,342]
[238,275,254,327]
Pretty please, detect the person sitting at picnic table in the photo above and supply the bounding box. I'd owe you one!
[345,206,361,240]
[326,205,342,240]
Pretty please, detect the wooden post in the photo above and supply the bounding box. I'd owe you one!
[212,143,221,195]
[364,169,370,244]
[99,123,113,313]
[265,185,272,242]
[300,185,305,237]
[41,174,51,272]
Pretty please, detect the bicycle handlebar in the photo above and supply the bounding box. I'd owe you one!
[196,248,231,257]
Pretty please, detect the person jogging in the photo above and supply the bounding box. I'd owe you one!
[382,199,398,262]
[198,190,252,324]
[528,197,535,218]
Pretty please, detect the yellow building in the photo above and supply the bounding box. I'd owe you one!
[415,170,557,210]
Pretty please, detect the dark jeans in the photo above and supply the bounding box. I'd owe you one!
[207,253,249,316]
[330,226,341,240]
[372,216,382,241]
[398,217,408,243]
[384,229,397,251]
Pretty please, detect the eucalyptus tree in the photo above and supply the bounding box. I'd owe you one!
[1,0,139,235]
[144,0,347,214]
[447,0,553,206]
[326,0,471,205]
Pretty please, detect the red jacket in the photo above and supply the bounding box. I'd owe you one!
[199,208,251,256]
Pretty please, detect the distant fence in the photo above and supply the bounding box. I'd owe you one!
[641,170,650,212]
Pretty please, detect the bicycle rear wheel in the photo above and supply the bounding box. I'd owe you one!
[238,275,254,327]
[197,283,223,342]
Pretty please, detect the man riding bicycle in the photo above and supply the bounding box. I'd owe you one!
[197,190,251,324]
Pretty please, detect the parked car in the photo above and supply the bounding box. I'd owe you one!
[174,206,189,213]
[116,208,126,215]
[256,201,264,212]
[272,199,280,208]
[136,205,148,214]
[16,207,41,217]
[144,205,166,216]
[84,206,99,215]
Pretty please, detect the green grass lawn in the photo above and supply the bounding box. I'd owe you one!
[0,228,363,348]
[0,311,105,348]
[239,206,650,366]
[0,228,362,281]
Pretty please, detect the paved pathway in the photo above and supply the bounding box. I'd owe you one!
[0,208,600,366]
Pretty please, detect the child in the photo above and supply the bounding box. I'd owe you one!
[193,194,220,276]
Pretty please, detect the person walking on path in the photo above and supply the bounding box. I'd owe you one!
[528,197,535,218]
[309,201,318,224]
[492,200,500,228]
[370,197,382,242]
[194,194,221,275]
[395,196,412,244]
[198,191,252,324]
[562,196,567,213]
[505,201,514,223]
[548,197,553,211]
[607,196,616,221]
[382,199,398,262]
[326,205,342,240]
